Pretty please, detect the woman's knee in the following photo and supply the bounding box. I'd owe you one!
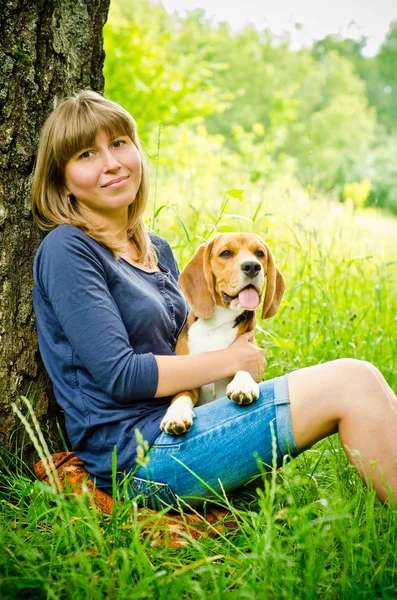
[326,358,380,387]
[330,357,374,375]
[288,358,386,448]
[333,358,388,414]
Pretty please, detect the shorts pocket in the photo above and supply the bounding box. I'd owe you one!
[128,476,178,510]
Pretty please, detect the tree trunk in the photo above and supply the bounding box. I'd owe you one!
[0,0,110,462]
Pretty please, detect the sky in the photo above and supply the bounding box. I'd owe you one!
[161,0,397,56]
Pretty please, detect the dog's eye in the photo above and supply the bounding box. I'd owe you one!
[219,250,234,258]
[254,250,265,259]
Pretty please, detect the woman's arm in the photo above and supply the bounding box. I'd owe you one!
[34,228,159,403]
[154,332,266,397]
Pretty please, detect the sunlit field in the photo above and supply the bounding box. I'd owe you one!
[2,162,397,597]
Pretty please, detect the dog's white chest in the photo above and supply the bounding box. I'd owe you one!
[187,307,239,404]
[187,308,239,354]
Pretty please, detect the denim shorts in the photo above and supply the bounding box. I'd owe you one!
[122,374,299,509]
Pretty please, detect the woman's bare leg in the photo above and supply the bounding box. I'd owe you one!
[288,359,397,504]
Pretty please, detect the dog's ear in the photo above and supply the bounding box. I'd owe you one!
[179,239,217,318]
[261,245,286,319]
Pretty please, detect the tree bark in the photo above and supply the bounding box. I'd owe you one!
[0,0,110,460]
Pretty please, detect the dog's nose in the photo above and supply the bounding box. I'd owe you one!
[240,261,261,278]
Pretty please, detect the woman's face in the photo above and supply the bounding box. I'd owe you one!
[64,129,142,221]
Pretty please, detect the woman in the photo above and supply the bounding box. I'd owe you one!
[31,90,397,509]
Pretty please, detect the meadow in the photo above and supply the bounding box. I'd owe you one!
[1,165,397,598]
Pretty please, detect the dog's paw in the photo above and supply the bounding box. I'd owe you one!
[226,371,260,405]
[160,396,196,435]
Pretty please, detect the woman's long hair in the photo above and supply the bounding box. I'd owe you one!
[31,90,157,268]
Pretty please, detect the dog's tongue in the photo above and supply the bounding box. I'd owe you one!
[238,287,260,310]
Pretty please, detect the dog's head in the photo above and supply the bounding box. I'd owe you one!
[179,233,285,319]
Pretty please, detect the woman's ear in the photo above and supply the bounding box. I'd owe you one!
[179,239,217,318]
[261,245,286,319]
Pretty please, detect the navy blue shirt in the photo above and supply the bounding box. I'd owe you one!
[33,224,189,488]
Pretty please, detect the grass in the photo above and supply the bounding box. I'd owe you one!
[1,172,397,598]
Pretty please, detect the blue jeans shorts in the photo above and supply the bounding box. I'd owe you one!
[122,374,299,509]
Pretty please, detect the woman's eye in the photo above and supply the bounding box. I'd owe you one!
[254,250,265,258]
[113,139,126,148]
[219,250,234,258]
[78,150,93,160]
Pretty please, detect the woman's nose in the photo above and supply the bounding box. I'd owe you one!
[102,149,121,172]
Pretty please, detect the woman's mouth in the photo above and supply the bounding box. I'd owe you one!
[101,176,129,188]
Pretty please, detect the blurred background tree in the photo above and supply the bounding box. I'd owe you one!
[103,0,397,214]
[104,0,227,141]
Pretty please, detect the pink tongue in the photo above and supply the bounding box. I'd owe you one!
[238,287,260,310]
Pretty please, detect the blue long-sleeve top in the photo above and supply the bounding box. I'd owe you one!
[33,224,189,488]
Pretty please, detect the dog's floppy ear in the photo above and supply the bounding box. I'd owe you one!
[179,238,217,318]
[261,244,286,319]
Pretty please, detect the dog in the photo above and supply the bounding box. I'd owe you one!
[160,233,285,435]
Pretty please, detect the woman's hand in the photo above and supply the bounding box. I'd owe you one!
[155,331,266,397]
[228,331,267,382]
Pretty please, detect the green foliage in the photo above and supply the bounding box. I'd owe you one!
[103,0,226,142]
[103,1,396,211]
[376,22,397,132]
[311,25,397,206]
[311,25,397,135]
[202,25,301,141]
[286,51,376,188]
[353,129,397,212]
[200,29,376,189]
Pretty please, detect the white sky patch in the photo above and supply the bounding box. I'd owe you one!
[161,0,397,56]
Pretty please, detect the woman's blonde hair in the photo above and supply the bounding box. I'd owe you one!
[31,90,157,268]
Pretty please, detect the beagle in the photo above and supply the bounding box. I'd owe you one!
[160,233,285,435]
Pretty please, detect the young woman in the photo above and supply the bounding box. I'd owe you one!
[31,90,397,509]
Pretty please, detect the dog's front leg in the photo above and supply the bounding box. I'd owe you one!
[226,371,260,405]
[160,389,199,435]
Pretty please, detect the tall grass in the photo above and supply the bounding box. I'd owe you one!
[1,172,397,598]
